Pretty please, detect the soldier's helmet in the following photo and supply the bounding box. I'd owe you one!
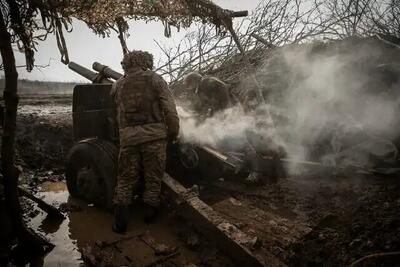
[121,50,154,71]
[183,72,203,90]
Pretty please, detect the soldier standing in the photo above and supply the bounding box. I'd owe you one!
[111,50,180,233]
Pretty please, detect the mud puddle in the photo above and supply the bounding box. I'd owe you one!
[28,182,83,266]
[18,95,71,115]
[27,181,225,267]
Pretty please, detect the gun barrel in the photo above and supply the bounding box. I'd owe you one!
[68,62,99,82]
[92,62,123,81]
[230,10,248,18]
[68,62,112,84]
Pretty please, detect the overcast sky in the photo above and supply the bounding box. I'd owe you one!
[5,1,260,82]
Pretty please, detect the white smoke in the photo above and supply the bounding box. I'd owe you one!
[177,105,255,150]
[272,43,400,167]
[177,39,400,174]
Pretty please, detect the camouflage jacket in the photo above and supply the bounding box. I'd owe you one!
[111,67,179,147]
[194,76,232,116]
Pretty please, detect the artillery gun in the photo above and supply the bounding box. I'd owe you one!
[66,60,400,210]
[66,61,295,267]
[65,62,232,209]
[65,62,119,209]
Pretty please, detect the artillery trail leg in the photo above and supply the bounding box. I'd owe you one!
[162,174,285,267]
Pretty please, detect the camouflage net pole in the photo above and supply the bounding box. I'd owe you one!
[225,24,276,130]
[115,17,129,55]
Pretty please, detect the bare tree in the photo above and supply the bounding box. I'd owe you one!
[0,0,69,257]
[367,0,400,40]
[155,0,336,82]
[155,0,399,83]
[155,24,238,82]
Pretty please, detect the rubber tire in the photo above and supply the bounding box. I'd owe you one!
[65,139,118,210]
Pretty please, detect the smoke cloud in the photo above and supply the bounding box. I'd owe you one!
[178,39,400,174]
[177,105,254,150]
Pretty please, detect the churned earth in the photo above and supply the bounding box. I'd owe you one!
[200,174,400,266]
[16,94,233,267]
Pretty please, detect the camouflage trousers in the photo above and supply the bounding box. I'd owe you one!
[113,139,167,207]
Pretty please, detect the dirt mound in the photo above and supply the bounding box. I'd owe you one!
[200,174,400,266]
[287,178,400,266]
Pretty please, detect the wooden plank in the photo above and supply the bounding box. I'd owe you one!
[162,174,286,267]
[213,197,312,249]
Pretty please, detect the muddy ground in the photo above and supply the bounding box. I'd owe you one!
[15,94,233,267]
[12,94,400,266]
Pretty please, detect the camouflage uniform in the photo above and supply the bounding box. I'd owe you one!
[185,72,232,117]
[113,140,167,206]
[196,76,232,116]
[111,51,179,208]
[244,106,285,185]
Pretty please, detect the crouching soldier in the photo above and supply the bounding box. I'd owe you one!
[111,50,180,233]
[183,72,232,118]
[244,106,286,185]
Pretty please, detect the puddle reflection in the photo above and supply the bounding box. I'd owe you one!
[28,184,83,267]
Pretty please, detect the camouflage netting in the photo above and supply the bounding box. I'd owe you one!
[65,0,233,36]
[1,0,233,71]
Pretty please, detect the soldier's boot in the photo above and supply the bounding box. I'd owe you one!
[143,204,159,224]
[112,205,130,234]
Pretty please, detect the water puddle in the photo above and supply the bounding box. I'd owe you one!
[28,183,83,266]
[19,105,71,117]
[27,181,202,266]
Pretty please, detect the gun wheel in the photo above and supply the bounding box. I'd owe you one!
[65,138,118,209]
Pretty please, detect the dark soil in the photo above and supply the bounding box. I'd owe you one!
[286,177,400,266]
[16,95,74,171]
[201,174,400,266]
[12,94,234,267]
